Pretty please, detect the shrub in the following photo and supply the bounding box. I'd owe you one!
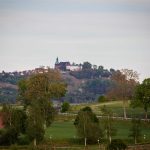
[61,101,70,112]
[17,134,30,145]
[97,95,107,103]
[107,139,127,150]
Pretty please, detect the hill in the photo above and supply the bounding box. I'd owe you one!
[0,82,18,89]
[0,83,18,103]
[0,65,115,103]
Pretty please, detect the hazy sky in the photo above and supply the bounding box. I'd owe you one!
[0,0,150,81]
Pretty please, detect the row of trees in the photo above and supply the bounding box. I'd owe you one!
[0,72,25,85]
[70,61,114,79]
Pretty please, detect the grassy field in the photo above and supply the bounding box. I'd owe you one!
[45,120,150,143]
[42,101,150,144]
[45,121,76,140]
[70,101,150,118]
[113,120,150,141]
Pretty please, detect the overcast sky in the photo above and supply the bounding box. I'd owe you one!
[0,0,150,81]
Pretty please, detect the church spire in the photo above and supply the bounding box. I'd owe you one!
[55,57,59,64]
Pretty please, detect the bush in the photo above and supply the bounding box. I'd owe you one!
[61,101,70,112]
[97,95,107,103]
[107,139,127,150]
[0,127,18,145]
[17,134,30,145]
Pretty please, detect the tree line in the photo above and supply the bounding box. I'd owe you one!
[70,61,115,79]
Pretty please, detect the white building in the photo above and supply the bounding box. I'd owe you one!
[66,65,82,71]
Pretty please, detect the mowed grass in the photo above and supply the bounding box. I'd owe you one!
[113,120,150,141]
[45,121,76,140]
[45,120,150,142]
[45,101,150,142]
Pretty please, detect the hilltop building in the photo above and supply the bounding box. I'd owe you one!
[55,57,82,71]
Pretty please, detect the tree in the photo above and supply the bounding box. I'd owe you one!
[1,104,13,127]
[107,69,139,119]
[26,103,45,146]
[1,104,26,133]
[74,107,103,145]
[18,69,66,106]
[131,78,150,119]
[17,79,28,107]
[17,69,67,145]
[129,118,142,144]
[98,65,104,71]
[82,62,92,70]
[101,105,116,144]
[0,104,27,145]
[0,127,18,145]
[97,95,107,103]
[61,101,70,112]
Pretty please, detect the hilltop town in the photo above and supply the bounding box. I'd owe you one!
[0,58,115,103]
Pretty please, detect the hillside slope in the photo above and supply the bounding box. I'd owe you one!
[0,82,18,90]
[0,68,113,103]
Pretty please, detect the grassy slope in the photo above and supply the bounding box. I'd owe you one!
[70,101,150,118]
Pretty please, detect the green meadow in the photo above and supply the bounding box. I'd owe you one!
[44,100,150,144]
[45,121,76,140]
[45,120,150,143]
[70,101,150,118]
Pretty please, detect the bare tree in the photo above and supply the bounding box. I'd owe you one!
[107,69,139,119]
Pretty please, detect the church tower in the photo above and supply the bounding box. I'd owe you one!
[55,57,59,64]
